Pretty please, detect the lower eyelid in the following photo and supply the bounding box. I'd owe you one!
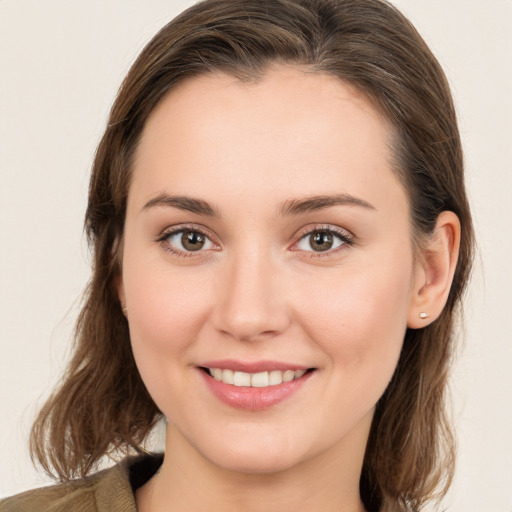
[297,235,344,250]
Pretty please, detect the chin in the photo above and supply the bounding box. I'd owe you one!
[212,449,298,475]
[197,430,304,475]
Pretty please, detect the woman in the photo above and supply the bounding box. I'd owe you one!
[1,0,474,511]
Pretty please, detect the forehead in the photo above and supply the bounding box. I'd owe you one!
[130,66,405,216]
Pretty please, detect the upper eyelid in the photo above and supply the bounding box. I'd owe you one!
[158,223,216,240]
[294,224,354,241]
[158,223,352,237]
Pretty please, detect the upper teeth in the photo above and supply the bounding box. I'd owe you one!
[208,368,307,387]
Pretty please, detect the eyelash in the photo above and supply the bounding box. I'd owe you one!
[156,224,354,259]
[157,224,218,259]
[293,224,354,257]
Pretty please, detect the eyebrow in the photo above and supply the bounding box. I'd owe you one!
[278,193,376,216]
[142,194,221,217]
[141,192,375,218]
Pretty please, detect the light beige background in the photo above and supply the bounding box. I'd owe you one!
[1,1,511,510]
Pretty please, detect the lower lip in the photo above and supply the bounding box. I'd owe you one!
[199,369,314,411]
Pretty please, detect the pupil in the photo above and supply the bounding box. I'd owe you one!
[311,231,333,252]
[182,231,205,251]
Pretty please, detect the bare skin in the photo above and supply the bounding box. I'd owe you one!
[117,66,460,512]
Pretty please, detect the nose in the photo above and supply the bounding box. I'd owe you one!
[210,248,290,342]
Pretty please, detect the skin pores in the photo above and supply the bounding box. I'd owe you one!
[119,67,424,504]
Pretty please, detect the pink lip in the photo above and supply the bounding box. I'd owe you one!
[200,359,310,373]
[198,367,314,411]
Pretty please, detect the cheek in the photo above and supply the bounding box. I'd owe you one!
[123,265,218,420]
[295,261,413,384]
[121,251,213,378]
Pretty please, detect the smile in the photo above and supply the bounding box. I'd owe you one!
[206,368,307,387]
[198,363,315,410]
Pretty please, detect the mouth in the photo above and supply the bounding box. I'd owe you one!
[197,362,316,410]
[200,367,313,388]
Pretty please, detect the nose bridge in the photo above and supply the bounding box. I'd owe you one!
[212,242,289,341]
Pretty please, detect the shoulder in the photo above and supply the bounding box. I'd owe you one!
[0,477,96,512]
[0,454,163,512]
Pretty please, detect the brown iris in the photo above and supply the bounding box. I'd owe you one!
[181,230,206,251]
[309,231,334,252]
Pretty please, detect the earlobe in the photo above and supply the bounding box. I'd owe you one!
[407,211,461,329]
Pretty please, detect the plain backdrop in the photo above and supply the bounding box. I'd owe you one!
[1,1,511,510]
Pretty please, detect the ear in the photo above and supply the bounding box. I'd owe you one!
[407,211,461,328]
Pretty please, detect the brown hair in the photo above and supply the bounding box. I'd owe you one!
[30,1,474,510]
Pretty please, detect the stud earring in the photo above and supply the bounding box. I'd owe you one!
[121,305,128,317]
[419,312,429,319]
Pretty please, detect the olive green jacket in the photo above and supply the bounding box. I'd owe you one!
[0,454,163,512]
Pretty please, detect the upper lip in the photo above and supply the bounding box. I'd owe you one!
[199,359,312,373]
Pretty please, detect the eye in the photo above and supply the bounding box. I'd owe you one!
[160,227,216,255]
[294,227,353,254]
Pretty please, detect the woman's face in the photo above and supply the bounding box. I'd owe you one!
[120,67,424,474]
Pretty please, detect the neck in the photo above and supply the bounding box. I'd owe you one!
[137,423,369,512]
